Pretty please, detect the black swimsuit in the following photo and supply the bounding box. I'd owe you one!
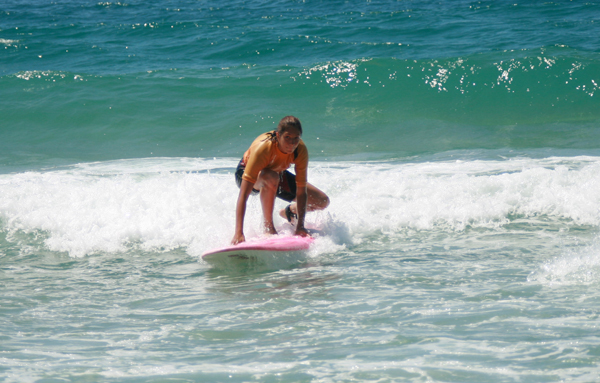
[235,159,297,202]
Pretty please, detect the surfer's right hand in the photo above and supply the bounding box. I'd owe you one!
[231,233,245,245]
[294,226,310,238]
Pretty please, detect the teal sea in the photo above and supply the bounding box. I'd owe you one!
[2,1,600,381]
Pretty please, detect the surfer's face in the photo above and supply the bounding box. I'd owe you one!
[277,127,301,154]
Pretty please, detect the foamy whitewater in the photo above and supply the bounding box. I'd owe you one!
[3,156,600,257]
[2,0,600,381]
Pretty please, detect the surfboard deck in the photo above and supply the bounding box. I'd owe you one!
[202,235,314,263]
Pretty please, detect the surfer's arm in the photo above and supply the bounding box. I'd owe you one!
[232,179,255,244]
[294,185,309,237]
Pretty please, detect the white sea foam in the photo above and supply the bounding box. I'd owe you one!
[334,156,600,232]
[1,156,600,257]
[529,238,600,286]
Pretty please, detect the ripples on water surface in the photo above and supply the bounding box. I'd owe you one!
[2,157,600,381]
[3,0,600,381]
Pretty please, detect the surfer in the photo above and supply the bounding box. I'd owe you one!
[232,116,329,244]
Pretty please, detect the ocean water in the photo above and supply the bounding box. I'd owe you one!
[2,0,600,381]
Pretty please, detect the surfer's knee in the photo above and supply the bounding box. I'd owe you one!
[309,192,330,210]
[317,194,330,210]
[322,194,330,209]
[256,169,279,191]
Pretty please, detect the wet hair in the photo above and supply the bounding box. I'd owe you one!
[265,116,302,142]
[276,116,302,135]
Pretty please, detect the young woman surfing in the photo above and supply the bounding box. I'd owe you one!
[232,116,329,245]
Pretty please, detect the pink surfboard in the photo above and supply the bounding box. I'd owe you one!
[202,235,314,263]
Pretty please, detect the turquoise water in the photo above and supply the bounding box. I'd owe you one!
[2,1,600,381]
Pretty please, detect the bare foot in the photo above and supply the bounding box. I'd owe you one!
[263,222,278,235]
[279,204,297,224]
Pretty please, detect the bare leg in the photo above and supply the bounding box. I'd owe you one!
[306,183,330,211]
[255,169,280,234]
[279,182,330,220]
